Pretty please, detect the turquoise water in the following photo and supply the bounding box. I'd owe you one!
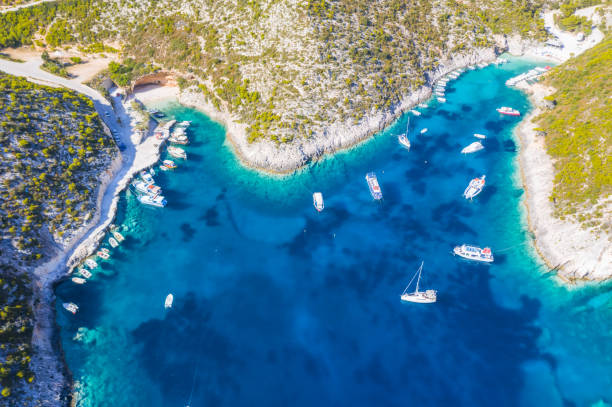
[55,58,612,407]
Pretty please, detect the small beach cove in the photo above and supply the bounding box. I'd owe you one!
[55,58,612,407]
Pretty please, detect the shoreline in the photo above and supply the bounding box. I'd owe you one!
[515,82,612,283]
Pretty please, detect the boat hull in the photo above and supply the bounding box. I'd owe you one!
[401,293,436,303]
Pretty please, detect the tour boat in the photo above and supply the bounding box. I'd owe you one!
[97,250,110,259]
[78,268,92,279]
[138,194,167,208]
[496,106,520,116]
[420,128,428,134]
[139,170,155,185]
[109,237,119,248]
[84,258,98,269]
[163,160,177,169]
[401,261,437,304]
[474,133,487,139]
[63,302,79,314]
[410,109,421,116]
[132,180,162,196]
[165,294,174,309]
[437,97,446,103]
[398,116,411,149]
[312,192,324,212]
[463,175,486,200]
[112,230,125,242]
[72,277,86,285]
[461,141,484,154]
[168,146,187,159]
[453,244,494,263]
[365,172,383,200]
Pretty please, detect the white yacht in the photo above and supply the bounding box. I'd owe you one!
[168,146,187,159]
[138,194,167,208]
[165,294,174,309]
[169,133,189,145]
[139,170,155,185]
[313,192,324,212]
[437,97,447,103]
[463,175,486,200]
[453,244,494,263]
[78,268,92,279]
[109,237,119,248]
[401,262,437,304]
[84,258,98,269]
[132,180,162,196]
[461,141,484,154]
[365,172,383,200]
[72,277,86,285]
[112,230,125,242]
[410,109,421,116]
[474,133,487,139]
[97,249,110,259]
[63,302,79,314]
[418,103,428,108]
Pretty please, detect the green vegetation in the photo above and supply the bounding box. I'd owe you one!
[39,50,68,78]
[107,58,158,87]
[535,34,611,231]
[555,0,601,34]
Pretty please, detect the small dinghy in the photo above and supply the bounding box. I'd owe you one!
[420,128,428,134]
[165,294,174,309]
[63,302,79,314]
[72,277,86,285]
[312,192,324,212]
[461,141,484,154]
[401,262,436,304]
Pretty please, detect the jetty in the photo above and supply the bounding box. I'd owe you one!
[506,67,550,87]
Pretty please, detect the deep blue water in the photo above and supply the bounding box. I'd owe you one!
[55,58,612,407]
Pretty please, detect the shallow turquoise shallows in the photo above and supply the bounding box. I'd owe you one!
[56,58,612,407]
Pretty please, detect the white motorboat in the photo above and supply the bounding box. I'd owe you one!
[437,97,446,103]
[165,294,174,309]
[63,302,79,314]
[313,192,324,212]
[401,261,437,303]
[463,175,486,200]
[78,268,92,279]
[97,250,110,259]
[410,109,421,116]
[112,230,125,242]
[418,103,428,108]
[365,172,383,200]
[162,160,177,169]
[169,134,189,144]
[420,128,428,134]
[109,237,119,248]
[84,258,98,269]
[139,170,155,185]
[72,277,86,285]
[461,141,484,154]
[132,180,162,196]
[474,133,487,139]
[496,106,520,116]
[435,91,445,97]
[138,194,167,208]
[453,244,494,263]
[168,146,187,159]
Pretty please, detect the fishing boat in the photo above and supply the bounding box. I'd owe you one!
[461,141,484,154]
[78,268,92,279]
[109,237,119,248]
[463,175,486,200]
[162,160,177,169]
[496,106,520,116]
[84,258,98,269]
[168,146,187,159]
[453,244,494,263]
[398,117,410,149]
[63,302,79,314]
[420,128,428,134]
[138,194,167,208]
[474,133,487,139]
[72,277,86,285]
[312,192,324,212]
[165,294,174,309]
[400,261,437,304]
[410,109,421,116]
[139,170,155,185]
[132,180,162,196]
[365,172,383,200]
[437,97,446,103]
[97,250,110,259]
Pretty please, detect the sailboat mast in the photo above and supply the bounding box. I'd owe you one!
[415,261,424,293]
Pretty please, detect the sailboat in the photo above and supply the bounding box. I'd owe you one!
[400,261,437,303]
[398,116,411,150]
